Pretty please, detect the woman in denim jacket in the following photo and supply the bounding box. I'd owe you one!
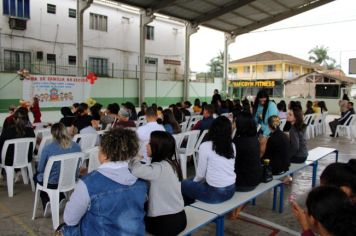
[58,128,148,236]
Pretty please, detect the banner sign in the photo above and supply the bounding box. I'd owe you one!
[23,75,91,107]
[230,80,275,87]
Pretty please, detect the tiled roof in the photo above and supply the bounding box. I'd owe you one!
[229,51,323,69]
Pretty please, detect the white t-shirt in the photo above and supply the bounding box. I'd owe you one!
[194,141,236,188]
[137,121,165,160]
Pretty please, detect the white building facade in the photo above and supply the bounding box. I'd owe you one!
[0,0,185,80]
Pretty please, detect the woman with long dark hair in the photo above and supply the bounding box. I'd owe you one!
[0,108,35,166]
[287,107,308,163]
[162,109,181,134]
[130,131,186,236]
[229,112,262,220]
[305,100,314,115]
[233,112,262,191]
[253,89,278,156]
[253,90,278,137]
[181,116,236,204]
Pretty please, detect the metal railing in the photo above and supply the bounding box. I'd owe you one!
[0,60,219,82]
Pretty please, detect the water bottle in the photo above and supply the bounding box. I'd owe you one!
[262,159,273,183]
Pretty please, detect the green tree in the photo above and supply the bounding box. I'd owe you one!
[207,51,224,77]
[308,45,339,69]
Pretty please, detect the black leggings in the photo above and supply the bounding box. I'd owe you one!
[145,210,187,236]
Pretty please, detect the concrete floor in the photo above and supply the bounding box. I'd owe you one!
[0,116,355,236]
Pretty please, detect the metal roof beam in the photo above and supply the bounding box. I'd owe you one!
[231,0,334,36]
[149,0,181,13]
[248,3,273,16]
[192,0,256,25]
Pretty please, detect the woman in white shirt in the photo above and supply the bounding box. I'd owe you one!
[181,116,236,204]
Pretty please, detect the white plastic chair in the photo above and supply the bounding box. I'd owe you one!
[180,121,189,133]
[34,136,53,162]
[34,128,51,139]
[279,119,287,131]
[32,152,84,229]
[178,130,200,179]
[73,133,98,153]
[186,119,201,131]
[32,122,49,129]
[335,114,356,140]
[85,147,100,173]
[193,130,209,171]
[136,116,147,127]
[0,138,36,197]
[313,115,323,136]
[304,114,315,140]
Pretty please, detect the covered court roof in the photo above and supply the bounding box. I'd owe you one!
[112,0,334,35]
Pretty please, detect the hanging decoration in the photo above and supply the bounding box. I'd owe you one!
[86,97,97,107]
[17,69,31,80]
[86,72,98,85]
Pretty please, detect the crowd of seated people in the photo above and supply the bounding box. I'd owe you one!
[1,88,356,236]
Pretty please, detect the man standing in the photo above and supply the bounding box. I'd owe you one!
[211,89,222,105]
[329,102,355,137]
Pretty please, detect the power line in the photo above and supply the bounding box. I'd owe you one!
[250,18,356,33]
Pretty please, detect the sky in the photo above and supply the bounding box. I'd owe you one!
[190,0,356,77]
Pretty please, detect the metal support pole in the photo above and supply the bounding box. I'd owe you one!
[139,10,155,105]
[223,33,236,98]
[183,23,198,101]
[76,0,93,77]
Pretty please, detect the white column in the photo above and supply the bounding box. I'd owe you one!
[223,33,236,98]
[139,10,155,105]
[183,23,198,101]
[76,0,93,77]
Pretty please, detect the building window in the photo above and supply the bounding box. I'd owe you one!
[68,56,76,65]
[3,0,30,19]
[47,4,56,14]
[69,8,76,18]
[145,57,157,65]
[90,13,107,32]
[89,57,108,76]
[252,66,256,72]
[264,65,276,72]
[47,54,56,64]
[243,66,250,73]
[145,25,154,40]
[4,50,31,72]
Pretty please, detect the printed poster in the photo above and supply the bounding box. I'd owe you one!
[23,75,91,107]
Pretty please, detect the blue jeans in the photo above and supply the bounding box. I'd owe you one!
[181,179,235,205]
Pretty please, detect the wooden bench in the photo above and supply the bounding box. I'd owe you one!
[190,180,282,236]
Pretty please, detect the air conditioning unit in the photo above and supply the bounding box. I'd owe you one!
[9,18,27,30]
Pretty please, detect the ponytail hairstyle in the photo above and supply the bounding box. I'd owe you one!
[267,115,280,131]
[306,186,356,236]
[149,131,183,181]
[13,107,29,138]
[51,123,72,149]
